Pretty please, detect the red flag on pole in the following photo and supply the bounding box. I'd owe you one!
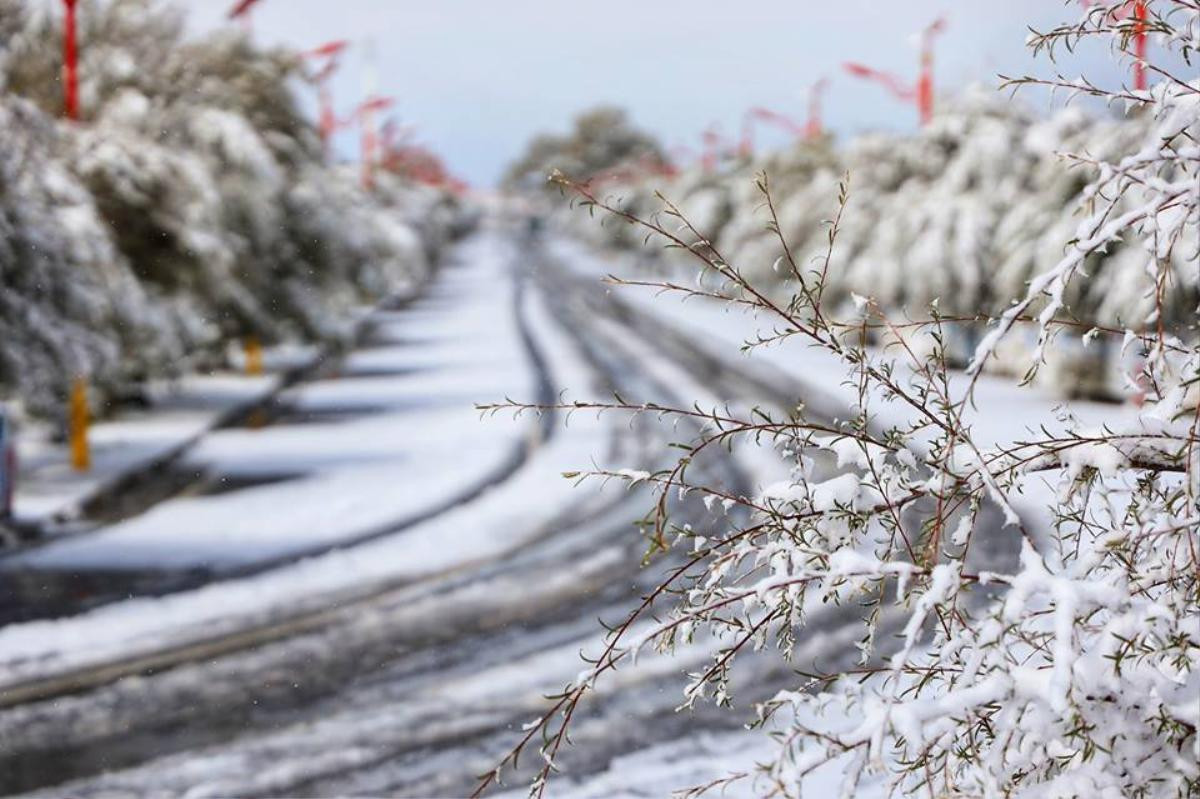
[843,16,946,126]
[739,107,807,156]
[305,40,350,60]
[228,0,262,19]
[843,63,916,101]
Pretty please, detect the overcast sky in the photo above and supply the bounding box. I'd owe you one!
[178,1,1122,187]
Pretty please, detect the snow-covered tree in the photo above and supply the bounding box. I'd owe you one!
[0,0,462,420]
[504,106,667,192]
[483,2,1198,796]
[550,89,1197,399]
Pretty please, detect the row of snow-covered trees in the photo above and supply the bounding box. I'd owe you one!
[0,0,464,420]
[552,88,1198,395]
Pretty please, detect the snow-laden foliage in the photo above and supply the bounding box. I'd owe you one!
[484,3,1199,797]
[503,106,667,192]
[0,96,178,418]
[0,0,462,419]
[554,90,1198,351]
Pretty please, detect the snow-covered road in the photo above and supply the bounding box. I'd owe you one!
[0,223,900,797]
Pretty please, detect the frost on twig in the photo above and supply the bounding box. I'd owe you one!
[479,4,1199,797]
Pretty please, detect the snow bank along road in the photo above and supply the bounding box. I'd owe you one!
[0,232,548,625]
[0,221,977,797]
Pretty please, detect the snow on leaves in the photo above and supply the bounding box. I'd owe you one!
[482,4,1199,797]
[0,0,460,419]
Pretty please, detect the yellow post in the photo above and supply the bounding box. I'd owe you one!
[69,376,90,472]
[244,337,264,376]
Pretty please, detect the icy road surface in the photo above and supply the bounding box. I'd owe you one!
[0,223,943,797]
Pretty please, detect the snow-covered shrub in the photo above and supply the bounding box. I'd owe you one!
[0,0,464,419]
[483,3,1198,796]
[504,106,667,193]
[0,96,184,417]
[551,90,1198,353]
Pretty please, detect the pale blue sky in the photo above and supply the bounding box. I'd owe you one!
[178,1,1123,186]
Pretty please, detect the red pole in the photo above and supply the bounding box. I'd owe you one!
[701,127,723,173]
[846,19,944,127]
[1132,0,1148,91]
[318,84,336,157]
[303,43,349,162]
[62,0,79,120]
[805,79,828,140]
[362,109,376,190]
[918,18,946,126]
[1078,1,1149,90]
[738,112,753,158]
[382,118,398,162]
[916,52,933,126]
[357,97,394,190]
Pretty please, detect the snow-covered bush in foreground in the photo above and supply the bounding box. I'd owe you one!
[0,0,463,419]
[482,3,1198,796]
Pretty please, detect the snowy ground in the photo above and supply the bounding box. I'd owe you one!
[0,221,1110,797]
[11,372,282,526]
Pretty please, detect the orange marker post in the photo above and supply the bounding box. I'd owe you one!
[244,337,264,376]
[69,376,90,472]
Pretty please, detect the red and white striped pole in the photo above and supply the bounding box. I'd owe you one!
[61,0,79,120]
